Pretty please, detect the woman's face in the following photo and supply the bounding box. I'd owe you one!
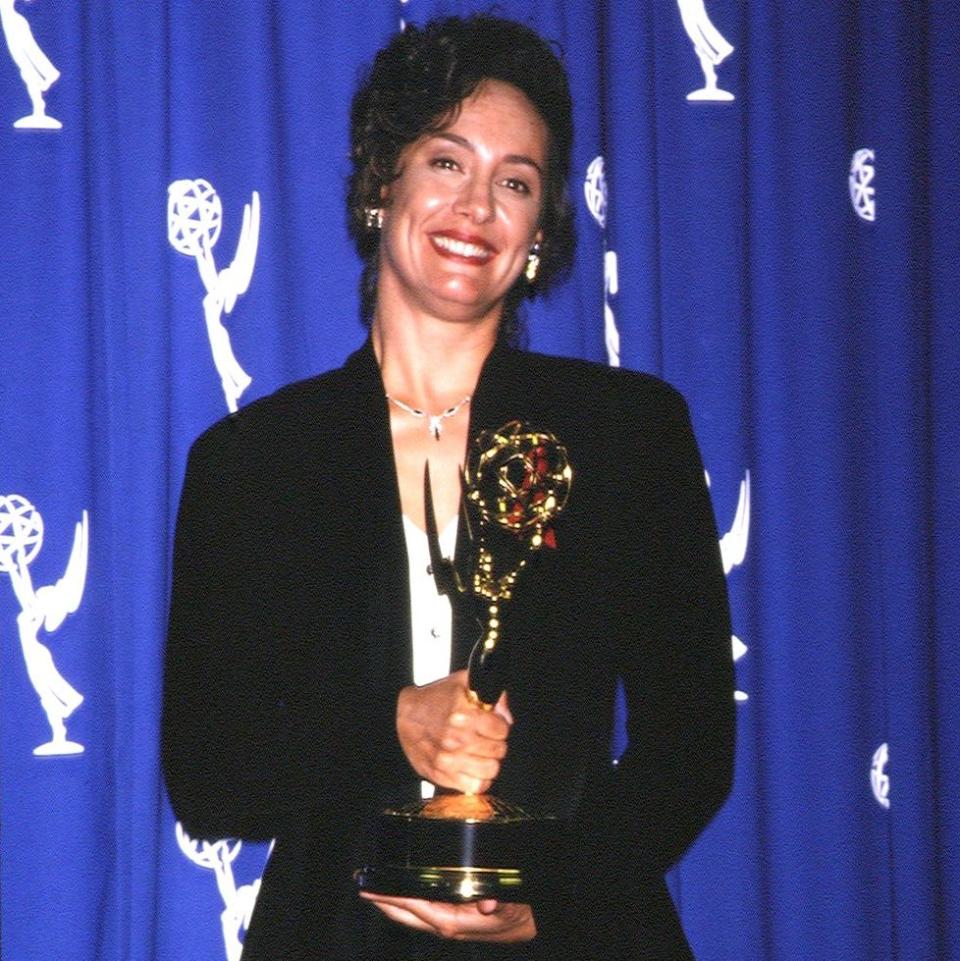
[377,79,548,327]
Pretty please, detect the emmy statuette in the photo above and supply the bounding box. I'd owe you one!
[355,422,573,902]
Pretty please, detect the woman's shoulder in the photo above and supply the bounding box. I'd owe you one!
[185,359,362,465]
[508,348,689,420]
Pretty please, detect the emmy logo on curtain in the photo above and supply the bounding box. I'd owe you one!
[677,0,735,102]
[707,470,751,702]
[168,179,261,413]
[176,823,266,961]
[871,743,890,810]
[1,0,61,129]
[584,156,620,368]
[849,149,876,222]
[0,495,88,755]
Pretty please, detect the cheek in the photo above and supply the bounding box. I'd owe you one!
[502,208,541,252]
[389,171,450,219]
[422,194,447,215]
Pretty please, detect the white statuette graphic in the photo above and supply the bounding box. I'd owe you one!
[584,156,607,229]
[849,149,876,222]
[168,179,261,413]
[585,157,620,367]
[604,251,620,368]
[707,470,751,701]
[718,469,750,575]
[1,0,61,129]
[678,0,735,102]
[871,743,890,810]
[176,823,267,961]
[0,495,87,755]
[731,635,748,702]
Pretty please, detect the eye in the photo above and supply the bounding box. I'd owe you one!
[430,156,460,172]
[500,177,533,196]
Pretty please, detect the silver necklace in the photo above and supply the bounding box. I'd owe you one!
[386,393,471,441]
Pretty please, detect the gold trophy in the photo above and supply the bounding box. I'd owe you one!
[355,421,572,902]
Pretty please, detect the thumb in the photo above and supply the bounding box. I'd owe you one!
[493,691,513,726]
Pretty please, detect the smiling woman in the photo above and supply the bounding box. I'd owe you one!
[162,14,735,961]
[347,16,575,340]
[375,80,547,332]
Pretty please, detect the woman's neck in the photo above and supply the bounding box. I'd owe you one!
[371,310,498,410]
[372,308,495,533]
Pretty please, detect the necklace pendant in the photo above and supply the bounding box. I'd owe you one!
[385,392,470,441]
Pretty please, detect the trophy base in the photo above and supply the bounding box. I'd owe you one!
[355,864,525,902]
[356,793,561,903]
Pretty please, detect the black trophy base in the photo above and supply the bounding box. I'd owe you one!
[355,863,525,902]
[355,793,560,903]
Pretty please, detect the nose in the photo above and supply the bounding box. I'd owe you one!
[453,174,494,223]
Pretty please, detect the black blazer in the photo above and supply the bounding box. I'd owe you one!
[162,340,735,961]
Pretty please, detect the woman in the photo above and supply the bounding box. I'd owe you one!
[162,15,734,961]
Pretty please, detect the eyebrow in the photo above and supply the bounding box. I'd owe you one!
[431,132,544,177]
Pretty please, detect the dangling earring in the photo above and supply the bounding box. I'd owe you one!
[365,207,384,230]
[525,243,541,283]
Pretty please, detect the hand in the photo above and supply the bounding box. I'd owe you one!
[360,892,536,943]
[396,669,512,794]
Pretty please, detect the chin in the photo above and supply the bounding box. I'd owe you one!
[433,279,512,317]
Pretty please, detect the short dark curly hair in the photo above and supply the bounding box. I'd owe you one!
[347,14,575,341]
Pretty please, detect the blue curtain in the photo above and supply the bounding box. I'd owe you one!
[1,1,956,959]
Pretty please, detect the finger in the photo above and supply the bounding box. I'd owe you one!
[432,768,492,796]
[494,692,513,726]
[359,891,419,908]
[461,775,493,795]
[434,751,501,783]
[361,894,464,934]
[458,753,503,781]
[359,893,439,921]
[476,899,500,915]
[440,730,467,751]
[441,725,507,762]
[420,763,485,794]
[472,709,511,741]
[449,733,508,760]
[367,900,437,934]
[389,900,489,941]
[444,708,502,748]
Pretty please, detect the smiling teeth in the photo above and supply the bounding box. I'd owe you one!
[433,235,492,259]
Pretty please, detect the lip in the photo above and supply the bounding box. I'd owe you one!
[428,230,499,264]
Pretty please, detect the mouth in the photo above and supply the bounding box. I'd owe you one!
[429,232,497,264]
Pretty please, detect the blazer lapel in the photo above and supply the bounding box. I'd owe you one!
[340,342,414,722]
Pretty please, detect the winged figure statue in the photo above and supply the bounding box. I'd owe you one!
[0,496,88,754]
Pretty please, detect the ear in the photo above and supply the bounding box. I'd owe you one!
[534,229,544,247]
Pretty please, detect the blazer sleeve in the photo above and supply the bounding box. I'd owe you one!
[161,424,393,842]
[537,383,735,952]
